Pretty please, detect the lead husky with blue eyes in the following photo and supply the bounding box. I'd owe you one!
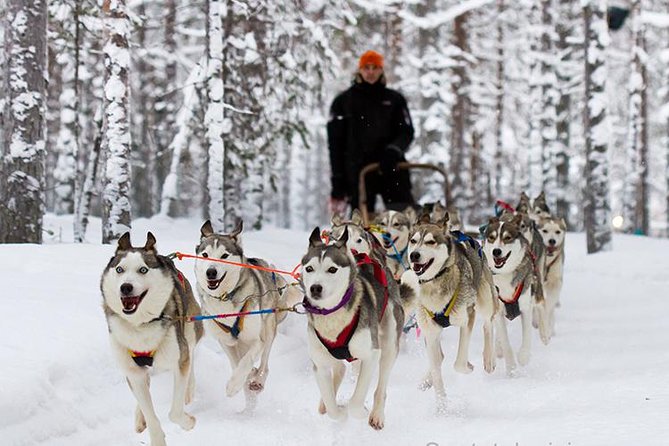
[194,220,299,411]
[101,232,203,446]
[301,227,409,430]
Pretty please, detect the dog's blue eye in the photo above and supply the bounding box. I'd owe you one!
[305,266,314,273]
[327,267,338,274]
[221,253,229,259]
[115,266,124,273]
[139,267,148,274]
[202,252,209,258]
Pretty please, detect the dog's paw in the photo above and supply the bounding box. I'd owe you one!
[247,367,267,393]
[483,356,496,374]
[169,411,196,431]
[226,375,245,397]
[327,404,348,422]
[134,407,146,433]
[349,403,369,419]
[539,329,551,346]
[318,400,326,415]
[454,361,474,374]
[418,372,433,391]
[368,410,385,430]
[517,348,530,366]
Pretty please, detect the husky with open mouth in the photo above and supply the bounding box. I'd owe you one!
[403,212,498,412]
[194,220,300,410]
[301,227,408,430]
[101,232,203,446]
[482,215,545,373]
[371,208,415,280]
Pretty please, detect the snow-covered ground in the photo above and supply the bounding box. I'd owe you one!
[1,214,668,446]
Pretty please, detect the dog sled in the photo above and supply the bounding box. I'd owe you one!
[358,161,451,226]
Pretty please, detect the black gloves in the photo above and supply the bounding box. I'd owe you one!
[379,145,404,176]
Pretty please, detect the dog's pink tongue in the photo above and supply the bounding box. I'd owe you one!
[121,296,140,311]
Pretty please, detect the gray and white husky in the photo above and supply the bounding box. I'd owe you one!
[537,216,566,337]
[403,213,497,411]
[372,208,414,280]
[194,220,299,409]
[482,216,545,373]
[301,227,407,430]
[101,232,203,446]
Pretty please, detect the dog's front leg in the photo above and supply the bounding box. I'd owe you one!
[482,317,496,374]
[518,306,533,366]
[249,317,278,392]
[127,373,166,446]
[453,308,475,374]
[226,341,262,397]
[423,327,447,412]
[169,361,196,430]
[495,315,516,374]
[369,334,399,430]
[349,352,378,419]
[318,361,345,415]
[314,361,347,421]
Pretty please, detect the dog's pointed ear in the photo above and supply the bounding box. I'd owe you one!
[230,220,243,240]
[403,206,417,226]
[116,232,132,252]
[418,210,431,225]
[331,213,342,227]
[351,209,363,225]
[488,216,500,225]
[144,232,157,252]
[439,211,450,228]
[200,220,214,238]
[559,217,567,230]
[309,227,323,248]
[337,227,349,247]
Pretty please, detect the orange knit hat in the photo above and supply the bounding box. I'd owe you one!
[358,50,384,69]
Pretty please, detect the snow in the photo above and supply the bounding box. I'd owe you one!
[1,213,668,445]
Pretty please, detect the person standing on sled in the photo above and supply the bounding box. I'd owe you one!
[327,50,415,216]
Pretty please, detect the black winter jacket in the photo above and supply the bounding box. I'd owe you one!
[327,80,414,199]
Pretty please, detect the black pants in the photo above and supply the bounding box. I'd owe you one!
[351,170,414,213]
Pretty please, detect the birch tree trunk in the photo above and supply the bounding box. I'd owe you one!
[554,0,573,222]
[528,0,543,196]
[540,0,558,210]
[494,0,505,199]
[101,0,132,243]
[205,0,225,231]
[583,0,612,254]
[0,0,47,243]
[633,0,649,235]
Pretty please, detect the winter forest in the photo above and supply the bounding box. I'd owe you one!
[0,0,667,251]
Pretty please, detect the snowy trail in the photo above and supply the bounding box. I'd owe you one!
[1,215,668,446]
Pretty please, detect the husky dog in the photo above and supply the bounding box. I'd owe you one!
[482,216,545,372]
[531,191,551,220]
[372,208,414,280]
[101,232,203,446]
[403,213,497,410]
[194,220,299,409]
[515,192,531,215]
[538,216,566,337]
[301,227,407,430]
[331,209,417,321]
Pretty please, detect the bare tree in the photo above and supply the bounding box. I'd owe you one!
[101,0,132,243]
[583,0,612,253]
[0,0,47,243]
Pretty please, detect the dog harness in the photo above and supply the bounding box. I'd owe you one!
[421,279,460,328]
[451,231,483,258]
[129,349,156,367]
[311,253,390,362]
[496,281,524,321]
[545,253,561,275]
[213,299,252,339]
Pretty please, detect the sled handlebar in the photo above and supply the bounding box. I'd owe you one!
[358,162,451,226]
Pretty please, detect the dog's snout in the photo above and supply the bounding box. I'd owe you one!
[206,267,218,280]
[410,251,420,262]
[310,284,323,297]
[549,239,556,246]
[120,283,134,295]
[492,248,502,257]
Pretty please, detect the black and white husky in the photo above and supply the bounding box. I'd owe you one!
[101,232,203,446]
[194,220,300,410]
[300,227,407,430]
[482,216,545,372]
[403,213,497,411]
[372,208,415,280]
